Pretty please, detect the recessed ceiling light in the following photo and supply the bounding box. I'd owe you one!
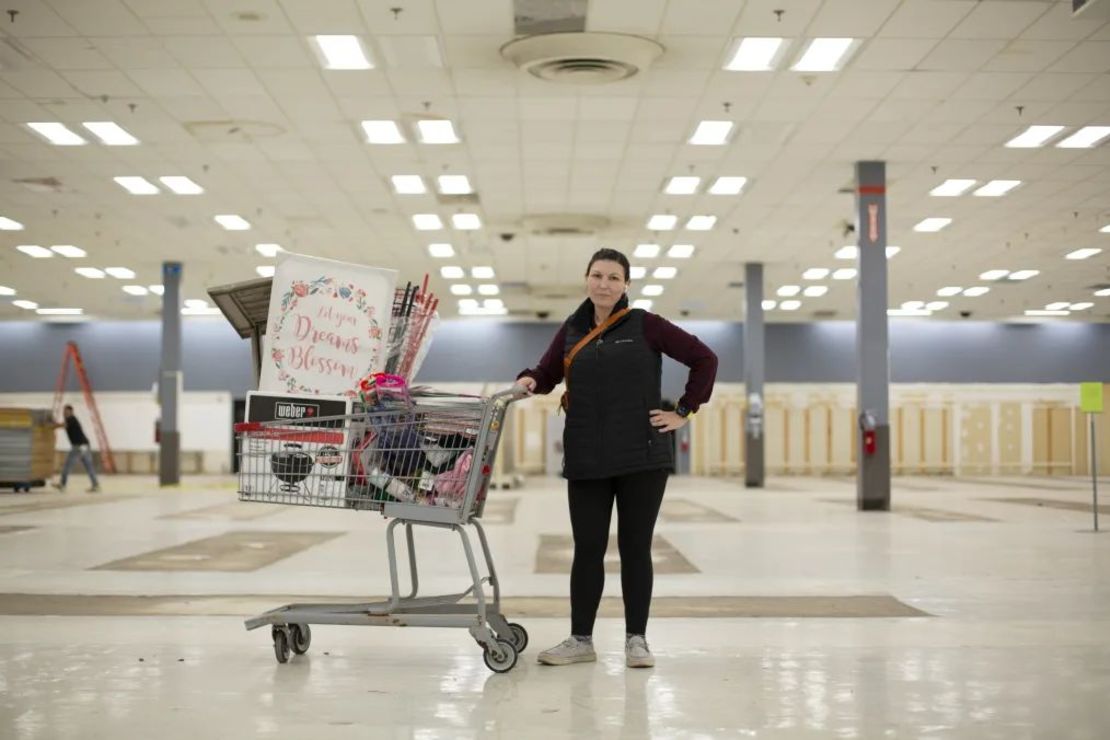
[0,216,24,230]
[634,244,661,258]
[1009,269,1039,281]
[184,299,209,309]
[181,306,221,316]
[688,120,734,146]
[835,246,858,260]
[256,266,275,278]
[471,266,495,279]
[802,268,829,280]
[685,215,717,231]
[888,308,932,317]
[440,266,464,279]
[361,120,405,144]
[632,299,653,310]
[725,37,785,71]
[255,243,283,258]
[483,298,504,310]
[803,285,828,297]
[937,287,963,297]
[450,284,473,296]
[391,175,427,194]
[17,245,53,258]
[777,285,801,297]
[708,176,747,195]
[885,246,901,258]
[214,214,250,230]
[647,215,677,230]
[1055,126,1110,149]
[75,267,105,279]
[36,307,83,315]
[832,268,856,280]
[1045,301,1071,311]
[973,180,1022,197]
[1101,225,1110,234]
[667,244,695,259]
[914,217,952,232]
[925,301,949,311]
[630,266,647,279]
[114,176,159,195]
[761,300,777,310]
[12,300,37,309]
[26,122,86,146]
[1005,125,1065,148]
[458,298,479,310]
[791,37,857,72]
[478,284,500,295]
[642,284,664,296]
[779,300,801,311]
[104,267,135,279]
[1070,302,1094,311]
[148,285,164,295]
[159,176,203,194]
[311,34,373,70]
[902,301,925,310]
[963,286,990,297]
[979,269,1009,281]
[1024,309,1069,317]
[82,121,139,146]
[428,243,455,258]
[1095,288,1110,297]
[1065,248,1101,260]
[437,175,472,194]
[122,285,148,296]
[413,214,444,230]
[664,176,701,195]
[451,213,481,230]
[0,285,13,295]
[416,119,460,144]
[50,245,86,258]
[653,267,677,279]
[930,179,977,197]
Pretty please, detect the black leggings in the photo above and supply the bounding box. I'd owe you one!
[567,468,668,636]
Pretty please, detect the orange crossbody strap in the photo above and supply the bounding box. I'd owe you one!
[560,308,630,412]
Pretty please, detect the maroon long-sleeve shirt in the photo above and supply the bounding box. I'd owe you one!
[518,312,718,413]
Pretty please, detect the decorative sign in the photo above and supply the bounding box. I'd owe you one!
[260,254,396,397]
[1080,383,1104,414]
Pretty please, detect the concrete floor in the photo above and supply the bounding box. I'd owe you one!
[1,474,1108,738]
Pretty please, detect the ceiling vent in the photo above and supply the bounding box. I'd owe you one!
[500,32,664,85]
[521,213,610,236]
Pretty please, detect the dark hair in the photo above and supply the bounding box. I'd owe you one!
[585,248,631,282]
[63,404,73,411]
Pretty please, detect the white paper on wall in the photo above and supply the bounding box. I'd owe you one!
[259,253,397,397]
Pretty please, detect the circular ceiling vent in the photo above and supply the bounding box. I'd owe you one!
[500,32,664,85]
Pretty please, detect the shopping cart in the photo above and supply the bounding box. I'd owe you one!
[234,386,529,673]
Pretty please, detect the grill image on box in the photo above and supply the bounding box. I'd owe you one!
[233,387,529,672]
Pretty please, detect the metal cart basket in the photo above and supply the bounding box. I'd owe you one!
[234,386,528,673]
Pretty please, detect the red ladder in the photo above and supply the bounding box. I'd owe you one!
[52,341,117,474]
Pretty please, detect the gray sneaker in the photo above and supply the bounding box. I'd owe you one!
[537,636,596,666]
[626,635,655,668]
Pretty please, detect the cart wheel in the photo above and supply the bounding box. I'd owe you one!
[506,622,528,653]
[482,638,518,673]
[290,623,311,655]
[272,629,290,664]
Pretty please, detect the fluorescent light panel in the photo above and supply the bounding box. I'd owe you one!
[963,286,990,297]
[17,245,53,258]
[667,244,695,259]
[256,266,275,277]
[471,266,495,279]
[1045,302,1070,311]
[708,176,747,195]
[930,179,977,197]
[803,285,828,297]
[835,246,857,260]
[779,300,801,311]
[1025,309,1069,317]
[440,266,464,279]
[26,122,86,146]
[478,284,500,295]
[1009,269,1038,280]
[451,213,481,230]
[75,267,105,279]
[122,285,148,296]
[832,268,857,280]
[937,287,963,297]
[36,308,83,315]
[255,243,283,258]
[652,267,677,279]
[777,285,801,297]
[791,37,856,72]
[148,285,164,295]
[416,119,459,144]
[437,175,472,194]
[642,285,664,297]
[1070,302,1093,311]
[450,284,473,296]
[1055,126,1110,149]
[0,216,24,230]
[688,120,733,146]
[1005,125,1065,148]
[214,214,250,230]
[428,243,455,258]
[973,180,1021,197]
[888,308,931,317]
[13,300,37,309]
[761,300,777,310]
[311,35,373,70]
[114,176,159,195]
[664,176,701,195]
[0,285,13,295]
[82,121,139,146]
[1066,248,1101,260]
[725,37,786,71]
[633,244,660,258]
[914,217,952,232]
[802,268,829,280]
[632,299,653,310]
[979,270,1009,281]
[685,215,717,231]
[413,214,444,230]
[159,176,203,194]
[925,301,949,311]
[361,120,405,144]
[1096,288,1110,297]
[104,267,135,279]
[630,266,647,279]
[50,245,86,258]
[391,175,427,194]
[647,215,677,231]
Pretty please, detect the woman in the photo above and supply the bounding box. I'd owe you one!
[515,248,718,668]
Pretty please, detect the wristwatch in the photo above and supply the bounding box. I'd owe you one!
[675,403,692,419]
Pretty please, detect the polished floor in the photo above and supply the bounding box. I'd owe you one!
[1,474,1108,738]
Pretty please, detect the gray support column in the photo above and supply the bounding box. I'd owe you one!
[744,262,765,488]
[159,261,183,486]
[854,162,891,510]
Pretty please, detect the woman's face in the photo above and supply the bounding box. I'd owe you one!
[585,259,628,312]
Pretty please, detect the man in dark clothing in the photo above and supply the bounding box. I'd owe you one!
[54,405,100,492]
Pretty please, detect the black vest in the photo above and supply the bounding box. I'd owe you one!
[560,300,673,480]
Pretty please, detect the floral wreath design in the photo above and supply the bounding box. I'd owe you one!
[270,276,383,396]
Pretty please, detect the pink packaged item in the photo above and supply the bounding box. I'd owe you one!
[433,449,474,508]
